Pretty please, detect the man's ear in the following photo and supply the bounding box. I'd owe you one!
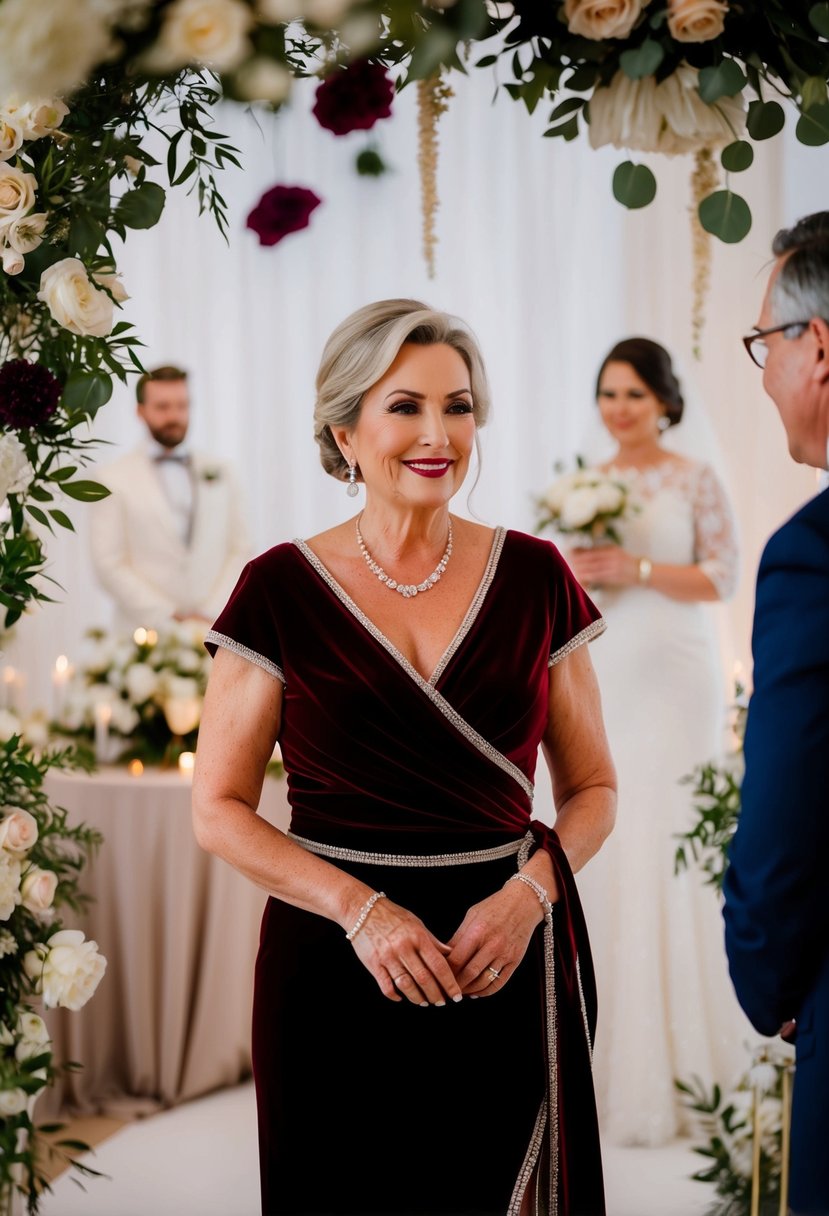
[810,317,829,385]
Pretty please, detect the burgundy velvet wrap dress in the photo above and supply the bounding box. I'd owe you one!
[206,526,607,1216]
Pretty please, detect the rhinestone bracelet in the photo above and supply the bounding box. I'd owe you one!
[344,890,387,942]
[506,872,553,917]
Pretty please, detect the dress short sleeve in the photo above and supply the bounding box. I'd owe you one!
[204,557,285,685]
[546,541,606,667]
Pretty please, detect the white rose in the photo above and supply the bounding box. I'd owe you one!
[595,481,624,512]
[20,866,58,914]
[0,113,23,161]
[0,1087,28,1116]
[234,57,293,103]
[0,808,38,853]
[142,0,253,73]
[4,211,47,254]
[92,268,129,303]
[37,257,114,337]
[0,0,124,101]
[124,662,159,704]
[173,647,201,674]
[109,698,139,734]
[667,0,727,42]
[588,63,745,155]
[16,1010,49,1047]
[23,929,107,1011]
[0,708,20,742]
[560,486,602,530]
[11,98,70,140]
[0,852,22,920]
[0,161,36,225]
[564,0,648,40]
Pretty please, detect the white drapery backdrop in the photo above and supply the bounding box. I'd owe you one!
[5,70,825,803]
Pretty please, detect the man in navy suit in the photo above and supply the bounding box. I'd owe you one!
[723,212,829,1216]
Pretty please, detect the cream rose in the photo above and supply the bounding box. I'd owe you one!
[38,257,115,337]
[564,0,649,40]
[0,808,38,853]
[23,929,107,1011]
[20,866,59,914]
[92,268,129,302]
[0,432,35,500]
[588,63,746,154]
[667,0,727,42]
[142,0,253,73]
[0,113,23,162]
[0,162,36,227]
[0,0,124,101]
[560,486,602,530]
[0,852,22,920]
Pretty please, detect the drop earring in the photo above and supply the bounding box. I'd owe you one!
[657,415,670,432]
[346,463,359,497]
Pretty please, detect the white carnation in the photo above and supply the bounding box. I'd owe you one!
[23,928,107,1010]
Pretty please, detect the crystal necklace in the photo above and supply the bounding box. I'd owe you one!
[355,514,453,598]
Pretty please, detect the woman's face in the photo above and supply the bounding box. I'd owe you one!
[342,342,476,508]
[597,360,666,446]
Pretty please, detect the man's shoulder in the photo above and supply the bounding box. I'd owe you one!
[762,486,829,566]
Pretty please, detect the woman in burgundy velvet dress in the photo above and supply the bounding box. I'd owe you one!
[192,300,617,1216]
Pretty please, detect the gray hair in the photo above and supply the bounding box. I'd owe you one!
[313,299,492,482]
[770,211,829,326]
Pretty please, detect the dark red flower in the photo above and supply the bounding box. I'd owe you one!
[312,60,394,137]
[0,359,62,430]
[246,185,322,247]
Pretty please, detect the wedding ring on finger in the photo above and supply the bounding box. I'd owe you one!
[486,966,501,982]
[393,974,409,986]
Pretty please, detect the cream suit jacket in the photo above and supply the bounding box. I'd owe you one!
[88,446,252,631]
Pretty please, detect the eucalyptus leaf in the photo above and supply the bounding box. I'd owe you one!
[61,372,113,417]
[796,103,829,145]
[809,2,829,37]
[698,58,747,103]
[801,74,828,112]
[619,38,664,81]
[115,182,166,230]
[612,161,657,209]
[60,480,111,503]
[698,189,752,243]
[747,99,785,140]
[720,140,754,172]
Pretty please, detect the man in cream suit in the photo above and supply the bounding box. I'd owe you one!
[89,365,252,631]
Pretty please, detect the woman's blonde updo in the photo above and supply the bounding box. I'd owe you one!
[314,298,492,483]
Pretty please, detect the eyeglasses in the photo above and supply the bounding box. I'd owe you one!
[742,321,810,369]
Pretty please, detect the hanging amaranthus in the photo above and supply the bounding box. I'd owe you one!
[416,71,453,279]
[689,146,719,359]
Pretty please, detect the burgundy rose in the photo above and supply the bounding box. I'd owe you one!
[0,359,62,430]
[246,185,322,247]
[312,60,394,137]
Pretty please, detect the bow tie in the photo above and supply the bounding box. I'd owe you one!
[154,451,190,464]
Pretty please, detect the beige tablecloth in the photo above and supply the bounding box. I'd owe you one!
[39,767,290,1118]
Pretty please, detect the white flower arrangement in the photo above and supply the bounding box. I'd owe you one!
[535,460,636,546]
[51,622,213,765]
[677,1038,795,1215]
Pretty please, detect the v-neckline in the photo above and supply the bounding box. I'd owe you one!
[293,526,507,687]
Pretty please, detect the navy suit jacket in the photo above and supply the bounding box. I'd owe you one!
[723,485,829,1216]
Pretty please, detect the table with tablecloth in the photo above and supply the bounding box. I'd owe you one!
[38,767,289,1118]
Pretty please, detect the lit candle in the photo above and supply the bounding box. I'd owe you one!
[133,627,148,646]
[52,655,71,720]
[94,702,112,764]
[178,750,195,778]
[128,758,144,778]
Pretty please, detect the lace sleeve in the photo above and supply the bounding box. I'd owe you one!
[692,463,739,600]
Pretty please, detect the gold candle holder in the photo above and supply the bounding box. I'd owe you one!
[751,1082,762,1216]
[779,1064,793,1216]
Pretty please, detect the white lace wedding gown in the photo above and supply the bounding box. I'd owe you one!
[574,459,758,1147]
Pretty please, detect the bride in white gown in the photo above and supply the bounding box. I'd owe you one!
[567,338,757,1147]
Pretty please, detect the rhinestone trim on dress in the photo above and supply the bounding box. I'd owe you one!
[288,831,528,867]
[548,618,606,668]
[204,630,286,685]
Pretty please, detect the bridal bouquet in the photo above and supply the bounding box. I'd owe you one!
[50,623,212,766]
[535,462,634,546]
